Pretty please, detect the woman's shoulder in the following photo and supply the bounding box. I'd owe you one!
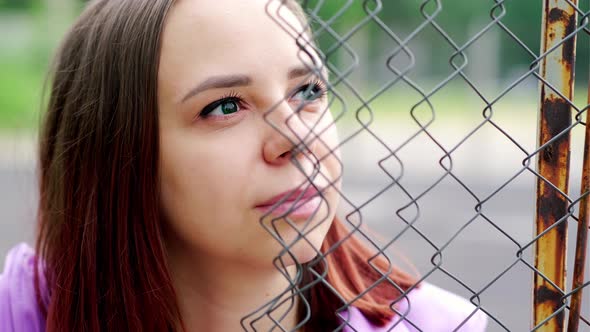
[395,283,488,331]
[0,242,46,332]
[342,283,488,331]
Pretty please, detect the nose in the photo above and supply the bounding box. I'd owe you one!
[262,100,319,167]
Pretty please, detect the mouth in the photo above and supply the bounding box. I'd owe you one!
[255,185,328,218]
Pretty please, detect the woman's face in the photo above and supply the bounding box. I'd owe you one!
[157,0,342,267]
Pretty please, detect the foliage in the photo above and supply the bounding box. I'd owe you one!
[0,0,35,11]
[305,0,587,80]
[0,0,588,129]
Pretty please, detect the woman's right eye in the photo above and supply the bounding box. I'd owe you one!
[199,97,242,118]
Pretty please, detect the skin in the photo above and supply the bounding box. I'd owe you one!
[157,0,342,330]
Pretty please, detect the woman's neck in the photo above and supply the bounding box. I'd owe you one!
[167,245,301,332]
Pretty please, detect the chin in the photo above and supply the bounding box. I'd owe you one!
[261,201,336,267]
[271,230,327,267]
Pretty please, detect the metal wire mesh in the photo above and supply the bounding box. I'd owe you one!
[244,0,590,331]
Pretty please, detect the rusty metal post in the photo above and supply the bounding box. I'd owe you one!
[566,60,590,332]
[534,0,578,331]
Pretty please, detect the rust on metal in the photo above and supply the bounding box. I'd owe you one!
[566,68,590,332]
[534,0,577,331]
[536,285,565,304]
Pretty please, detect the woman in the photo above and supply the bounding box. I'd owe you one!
[0,0,488,331]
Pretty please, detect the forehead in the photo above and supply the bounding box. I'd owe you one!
[160,0,316,81]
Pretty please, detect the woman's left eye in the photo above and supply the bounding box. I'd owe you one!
[292,81,327,102]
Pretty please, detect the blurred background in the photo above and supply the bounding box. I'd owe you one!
[1,0,590,331]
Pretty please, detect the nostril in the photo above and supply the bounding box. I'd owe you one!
[277,144,306,161]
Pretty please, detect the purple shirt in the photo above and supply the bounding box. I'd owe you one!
[0,243,487,331]
[0,244,46,332]
[340,284,488,331]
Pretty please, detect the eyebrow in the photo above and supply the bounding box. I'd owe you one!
[180,65,316,103]
[180,75,250,104]
[287,65,313,80]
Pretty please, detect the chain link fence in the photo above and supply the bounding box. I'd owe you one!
[245,0,590,331]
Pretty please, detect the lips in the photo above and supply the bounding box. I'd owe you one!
[256,185,324,208]
[255,185,326,218]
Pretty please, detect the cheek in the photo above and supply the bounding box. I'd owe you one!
[158,132,255,235]
[316,114,342,186]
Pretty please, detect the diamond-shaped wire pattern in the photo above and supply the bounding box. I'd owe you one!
[246,0,590,331]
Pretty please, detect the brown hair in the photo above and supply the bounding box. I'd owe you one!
[35,0,415,331]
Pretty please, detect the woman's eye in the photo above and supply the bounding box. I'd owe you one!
[200,97,241,118]
[292,82,326,102]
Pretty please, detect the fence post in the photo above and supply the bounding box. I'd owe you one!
[566,49,590,332]
[534,0,578,331]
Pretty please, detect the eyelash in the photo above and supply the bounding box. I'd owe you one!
[198,91,244,119]
[304,79,328,101]
[197,80,328,119]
